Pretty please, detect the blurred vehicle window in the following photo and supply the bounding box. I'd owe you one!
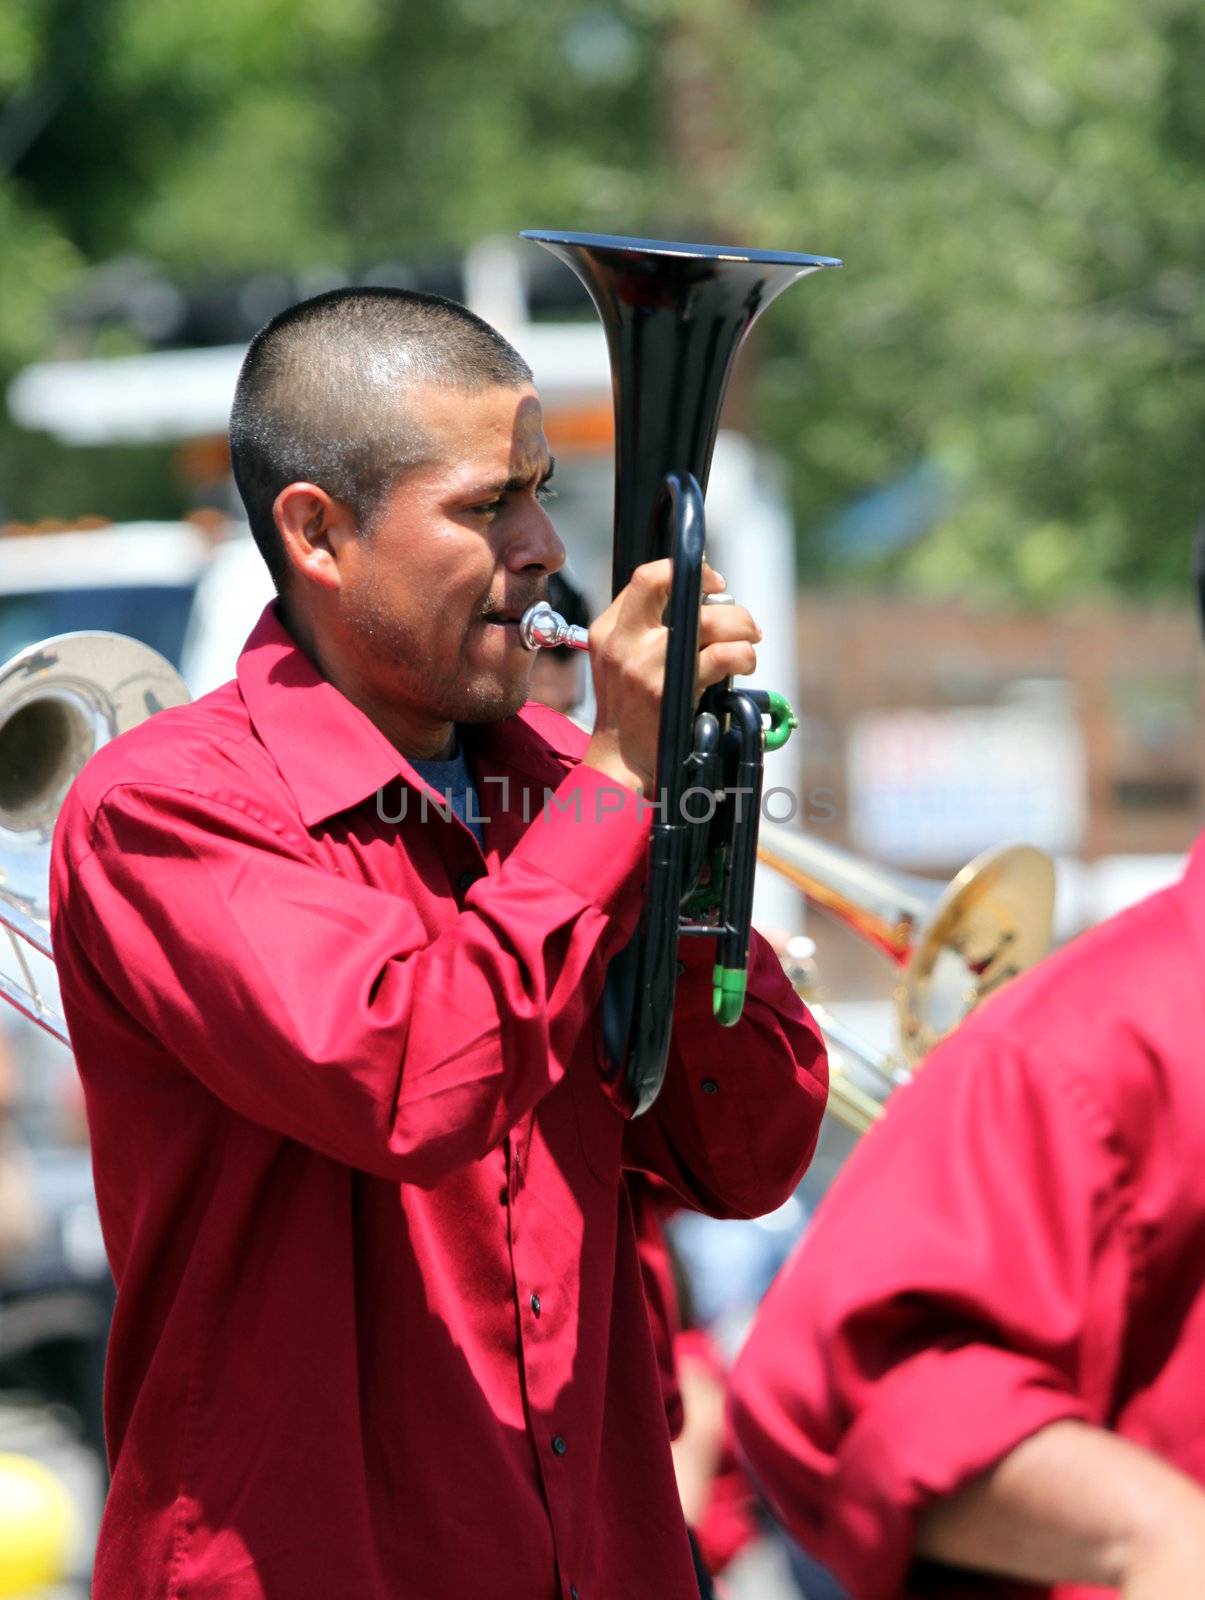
[0,522,213,671]
[0,585,197,668]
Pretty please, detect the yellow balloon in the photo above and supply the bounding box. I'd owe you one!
[0,1454,74,1597]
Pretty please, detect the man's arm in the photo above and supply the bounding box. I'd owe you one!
[916,1419,1205,1598]
[53,762,649,1189]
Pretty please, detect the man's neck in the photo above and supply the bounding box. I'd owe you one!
[280,601,456,761]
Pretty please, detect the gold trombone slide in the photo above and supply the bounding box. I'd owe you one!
[760,824,1056,1133]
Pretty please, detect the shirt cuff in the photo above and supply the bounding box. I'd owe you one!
[832,1346,1091,1596]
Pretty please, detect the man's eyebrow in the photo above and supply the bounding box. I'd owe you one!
[461,455,556,498]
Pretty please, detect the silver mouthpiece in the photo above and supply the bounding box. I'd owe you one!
[518,602,590,652]
[520,592,736,652]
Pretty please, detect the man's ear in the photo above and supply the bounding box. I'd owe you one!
[273,483,358,595]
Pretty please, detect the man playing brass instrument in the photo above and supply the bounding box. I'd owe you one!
[729,552,1205,1598]
[49,287,827,1598]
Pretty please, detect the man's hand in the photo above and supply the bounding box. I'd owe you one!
[581,559,761,797]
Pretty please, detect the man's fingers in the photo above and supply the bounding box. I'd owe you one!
[622,560,676,625]
[605,560,735,637]
[697,641,758,693]
[623,559,730,622]
[698,603,762,647]
[591,563,757,696]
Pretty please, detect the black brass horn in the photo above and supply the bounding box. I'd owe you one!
[521,231,841,1113]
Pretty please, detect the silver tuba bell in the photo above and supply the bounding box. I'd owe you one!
[0,632,191,1042]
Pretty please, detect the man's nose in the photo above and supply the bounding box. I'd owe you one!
[507,502,565,575]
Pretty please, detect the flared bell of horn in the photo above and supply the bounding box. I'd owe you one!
[757,823,1056,1067]
[521,230,841,595]
[0,631,190,1041]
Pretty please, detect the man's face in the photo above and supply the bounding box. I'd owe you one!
[337,381,564,730]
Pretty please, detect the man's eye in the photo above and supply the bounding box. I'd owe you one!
[471,497,505,516]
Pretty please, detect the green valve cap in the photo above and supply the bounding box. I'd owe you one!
[713,965,748,1026]
[764,691,798,753]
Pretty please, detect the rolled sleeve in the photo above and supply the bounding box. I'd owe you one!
[728,1030,1134,1597]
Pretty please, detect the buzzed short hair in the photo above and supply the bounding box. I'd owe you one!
[229,287,533,591]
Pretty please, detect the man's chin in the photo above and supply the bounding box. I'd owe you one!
[447,674,531,726]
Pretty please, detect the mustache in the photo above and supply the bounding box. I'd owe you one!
[479,585,547,620]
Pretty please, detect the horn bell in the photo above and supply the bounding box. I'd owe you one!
[758,822,1056,1069]
[0,631,190,1041]
[520,230,841,595]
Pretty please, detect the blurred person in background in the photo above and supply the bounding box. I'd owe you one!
[49,286,827,1600]
[728,537,1205,1598]
[666,1241,764,1596]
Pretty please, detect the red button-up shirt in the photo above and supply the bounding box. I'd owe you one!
[730,836,1205,1600]
[50,605,826,1600]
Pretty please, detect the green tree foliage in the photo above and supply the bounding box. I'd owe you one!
[668,0,1205,601]
[1,0,1202,603]
[319,0,669,256]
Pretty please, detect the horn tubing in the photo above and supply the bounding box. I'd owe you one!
[621,474,707,1114]
[520,229,838,1114]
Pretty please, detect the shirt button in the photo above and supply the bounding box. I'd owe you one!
[701,1079,720,1095]
[530,1293,541,1316]
[551,1434,567,1456]
[570,1588,580,1599]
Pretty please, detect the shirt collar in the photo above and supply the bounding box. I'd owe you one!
[236,602,572,827]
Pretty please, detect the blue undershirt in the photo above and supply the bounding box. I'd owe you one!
[408,736,485,851]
